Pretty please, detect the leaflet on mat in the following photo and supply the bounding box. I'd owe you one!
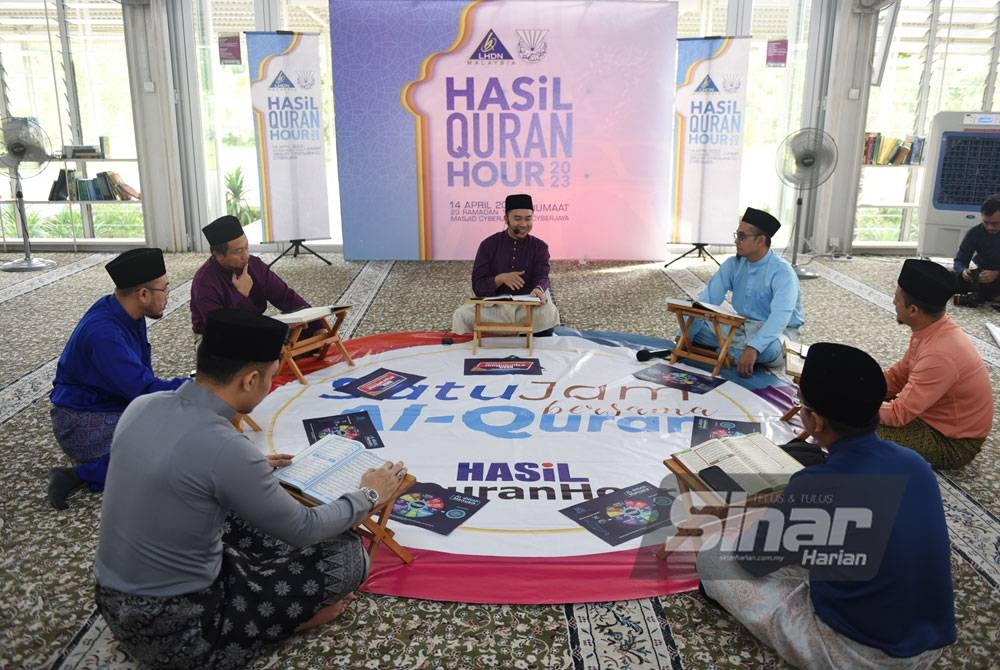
[559,481,676,546]
[463,356,542,376]
[672,433,801,497]
[390,481,489,535]
[337,367,426,399]
[302,410,385,449]
[690,417,761,446]
[270,305,351,324]
[275,434,387,504]
[632,363,726,394]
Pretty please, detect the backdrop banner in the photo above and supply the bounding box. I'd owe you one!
[672,37,751,245]
[246,32,329,243]
[330,0,677,260]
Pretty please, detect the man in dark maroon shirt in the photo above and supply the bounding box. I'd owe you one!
[190,215,311,334]
[451,194,560,335]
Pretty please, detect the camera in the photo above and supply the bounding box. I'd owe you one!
[952,292,983,308]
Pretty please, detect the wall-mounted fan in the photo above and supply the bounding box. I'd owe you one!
[775,128,838,280]
[1,117,56,271]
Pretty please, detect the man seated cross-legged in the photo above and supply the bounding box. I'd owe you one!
[451,193,561,337]
[879,259,993,469]
[697,343,955,669]
[94,309,407,669]
[684,207,805,377]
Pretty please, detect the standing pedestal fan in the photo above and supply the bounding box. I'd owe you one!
[775,128,838,280]
[1,117,56,272]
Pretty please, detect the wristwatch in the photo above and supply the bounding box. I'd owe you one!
[359,486,380,509]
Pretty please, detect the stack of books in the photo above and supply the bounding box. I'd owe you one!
[48,169,141,201]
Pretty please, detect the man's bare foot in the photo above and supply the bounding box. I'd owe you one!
[296,593,356,632]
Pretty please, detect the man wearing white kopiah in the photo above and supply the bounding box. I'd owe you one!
[684,207,805,377]
[451,193,561,337]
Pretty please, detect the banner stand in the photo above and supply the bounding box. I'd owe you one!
[268,239,333,268]
[664,242,721,268]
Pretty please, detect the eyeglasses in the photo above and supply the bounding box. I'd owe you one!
[147,286,170,294]
[733,231,762,242]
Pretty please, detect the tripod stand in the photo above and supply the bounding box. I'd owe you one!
[268,239,332,268]
[664,243,720,269]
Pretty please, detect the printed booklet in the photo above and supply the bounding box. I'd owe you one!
[302,410,385,449]
[560,481,676,546]
[632,363,726,394]
[390,481,489,535]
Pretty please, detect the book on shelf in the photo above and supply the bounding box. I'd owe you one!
[667,432,802,505]
[478,294,542,303]
[274,434,388,505]
[862,132,924,166]
[666,297,740,318]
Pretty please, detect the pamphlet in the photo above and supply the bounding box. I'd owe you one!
[274,434,387,505]
[559,481,676,546]
[464,356,542,376]
[302,410,385,449]
[690,417,761,446]
[337,367,426,399]
[390,481,489,535]
[632,363,726,394]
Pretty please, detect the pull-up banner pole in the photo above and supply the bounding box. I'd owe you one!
[246,31,330,243]
[673,37,751,245]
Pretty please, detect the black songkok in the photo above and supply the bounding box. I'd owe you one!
[897,259,955,309]
[202,215,245,246]
[505,194,534,212]
[105,248,166,289]
[203,309,288,362]
[742,207,781,237]
[800,342,886,427]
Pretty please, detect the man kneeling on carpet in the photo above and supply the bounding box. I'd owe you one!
[94,309,407,669]
[697,342,955,669]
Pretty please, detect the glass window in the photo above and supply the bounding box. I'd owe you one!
[0,0,142,242]
[858,0,1000,243]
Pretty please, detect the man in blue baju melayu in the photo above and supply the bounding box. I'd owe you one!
[685,207,805,377]
[46,248,188,509]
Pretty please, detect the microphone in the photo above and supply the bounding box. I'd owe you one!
[636,348,672,362]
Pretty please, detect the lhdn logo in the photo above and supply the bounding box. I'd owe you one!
[470,29,514,61]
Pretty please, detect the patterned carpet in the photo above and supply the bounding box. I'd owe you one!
[0,250,997,669]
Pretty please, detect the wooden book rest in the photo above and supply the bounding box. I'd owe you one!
[283,474,417,565]
[667,302,746,377]
[658,457,780,559]
[277,306,355,385]
[466,298,539,355]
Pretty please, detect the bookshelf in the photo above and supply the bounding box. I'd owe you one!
[0,157,143,240]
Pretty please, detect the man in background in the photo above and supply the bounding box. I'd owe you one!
[47,248,188,509]
[952,193,1000,307]
[880,258,992,468]
[685,207,805,377]
[451,193,561,336]
[190,214,312,334]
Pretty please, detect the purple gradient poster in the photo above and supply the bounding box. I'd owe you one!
[330,0,677,260]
